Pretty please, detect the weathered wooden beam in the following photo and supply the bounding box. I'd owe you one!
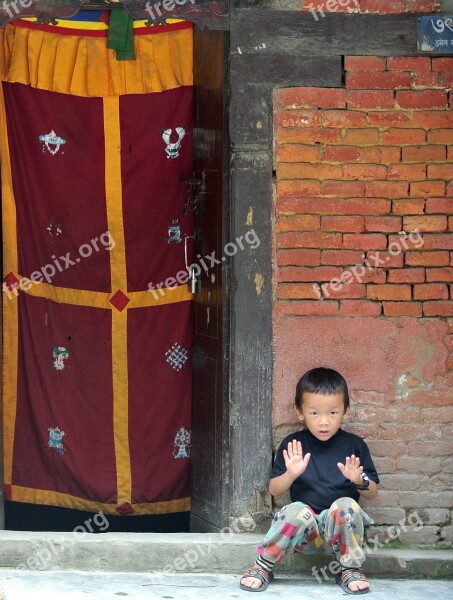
[231,9,418,55]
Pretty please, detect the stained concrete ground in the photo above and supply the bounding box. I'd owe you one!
[0,570,453,599]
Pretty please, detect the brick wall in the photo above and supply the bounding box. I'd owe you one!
[273,57,453,546]
[300,0,441,14]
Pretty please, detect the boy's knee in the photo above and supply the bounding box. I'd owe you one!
[284,502,317,526]
[331,497,360,513]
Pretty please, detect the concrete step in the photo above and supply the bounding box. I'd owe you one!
[0,532,452,579]
[0,571,453,600]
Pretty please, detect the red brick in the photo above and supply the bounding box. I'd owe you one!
[420,234,453,250]
[343,233,388,250]
[432,58,453,72]
[410,181,445,197]
[365,216,402,233]
[276,215,321,232]
[277,249,321,267]
[388,268,425,283]
[321,110,368,127]
[450,217,453,231]
[412,71,451,88]
[343,128,380,145]
[359,0,405,13]
[321,181,366,196]
[367,250,403,268]
[339,300,382,316]
[428,164,453,179]
[275,127,342,145]
[275,110,323,128]
[423,301,453,316]
[367,284,411,300]
[322,216,365,232]
[414,283,449,300]
[365,181,409,198]
[347,90,395,110]
[343,164,388,179]
[405,1,442,14]
[366,111,411,127]
[277,283,320,300]
[425,198,453,214]
[346,71,412,89]
[322,146,363,162]
[344,57,387,71]
[278,266,342,283]
[321,250,365,266]
[447,354,453,370]
[426,267,453,282]
[387,57,431,71]
[406,251,450,266]
[402,145,446,162]
[383,302,422,316]
[403,215,447,232]
[392,199,425,214]
[277,181,321,198]
[411,111,453,128]
[321,282,366,300]
[278,232,343,249]
[274,87,347,109]
[275,300,339,316]
[448,181,453,197]
[278,197,391,215]
[348,267,386,283]
[381,129,426,144]
[277,145,321,163]
[396,90,447,109]
[278,163,343,180]
[387,164,427,180]
[427,129,453,144]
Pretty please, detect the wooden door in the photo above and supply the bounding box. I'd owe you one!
[190,28,229,532]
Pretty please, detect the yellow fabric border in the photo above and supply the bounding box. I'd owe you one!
[10,485,190,516]
[0,23,193,97]
[18,17,185,30]
[0,83,18,487]
[103,95,132,507]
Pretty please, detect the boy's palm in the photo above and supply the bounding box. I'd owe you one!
[283,440,311,479]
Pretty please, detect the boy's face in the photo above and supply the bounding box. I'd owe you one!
[296,391,348,442]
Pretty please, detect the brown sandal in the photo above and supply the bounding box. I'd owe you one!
[240,565,274,592]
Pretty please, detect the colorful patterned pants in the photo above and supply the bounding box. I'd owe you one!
[256,497,370,572]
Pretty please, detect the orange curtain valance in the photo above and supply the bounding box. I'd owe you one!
[0,20,193,97]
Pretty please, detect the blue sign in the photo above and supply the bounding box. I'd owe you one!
[417,16,453,53]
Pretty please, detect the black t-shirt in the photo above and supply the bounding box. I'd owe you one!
[270,428,380,513]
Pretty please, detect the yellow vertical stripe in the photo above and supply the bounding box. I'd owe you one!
[0,84,19,487]
[103,97,131,505]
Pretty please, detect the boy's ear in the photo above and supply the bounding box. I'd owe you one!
[295,405,305,422]
[343,407,351,420]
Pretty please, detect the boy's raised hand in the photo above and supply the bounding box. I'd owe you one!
[337,454,364,485]
[283,440,311,479]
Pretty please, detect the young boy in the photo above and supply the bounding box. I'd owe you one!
[240,367,379,594]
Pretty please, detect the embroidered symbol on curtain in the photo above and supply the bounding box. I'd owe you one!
[165,343,188,372]
[161,127,186,159]
[52,346,70,371]
[48,427,66,455]
[173,427,191,458]
[38,130,67,156]
[168,219,182,244]
[47,222,62,238]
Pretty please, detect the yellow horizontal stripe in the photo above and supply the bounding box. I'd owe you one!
[6,275,192,309]
[18,17,185,30]
[11,485,190,516]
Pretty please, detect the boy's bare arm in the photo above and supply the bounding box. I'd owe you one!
[357,480,378,500]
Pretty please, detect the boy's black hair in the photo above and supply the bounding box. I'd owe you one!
[295,367,350,411]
